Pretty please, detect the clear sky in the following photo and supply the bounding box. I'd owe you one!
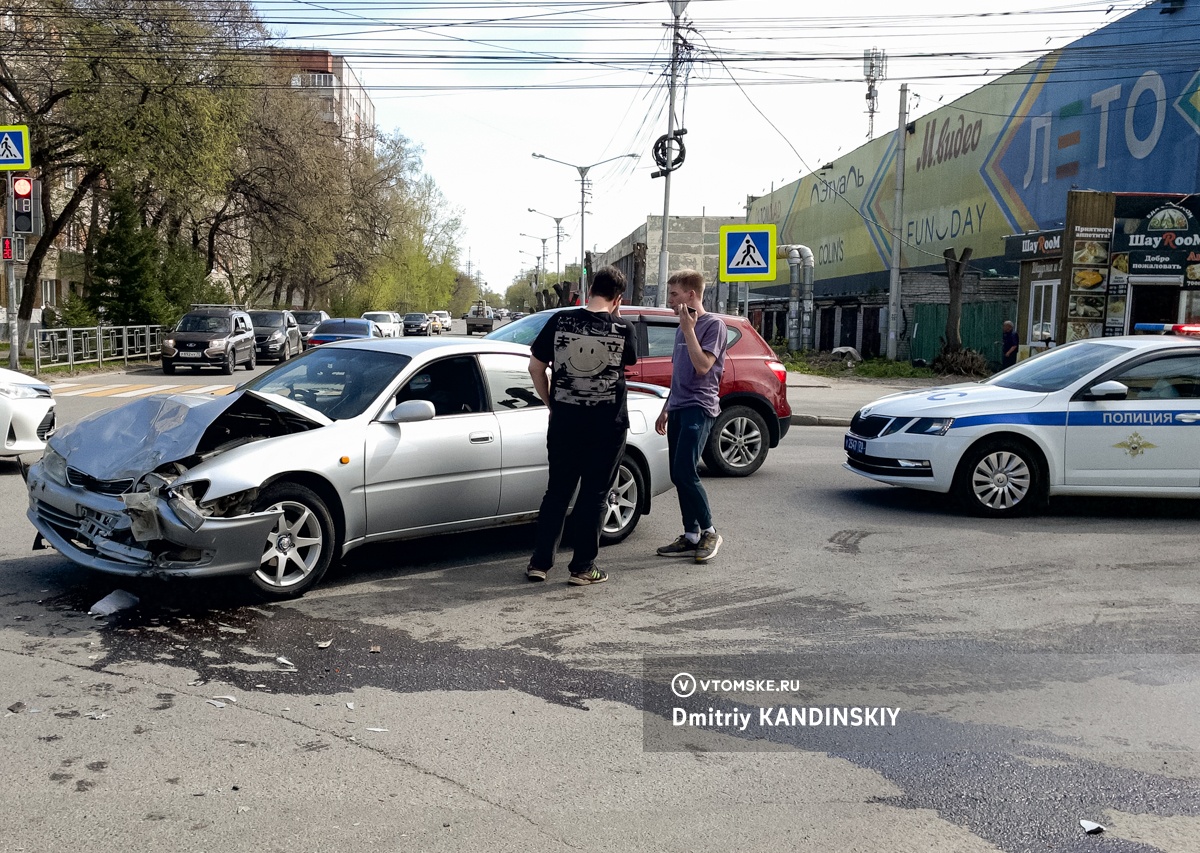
[254,0,1140,294]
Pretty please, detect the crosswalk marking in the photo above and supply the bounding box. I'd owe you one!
[110,384,179,397]
[54,383,136,397]
[189,384,233,395]
[48,382,80,390]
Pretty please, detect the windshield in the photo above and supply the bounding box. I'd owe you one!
[984,341,1132,392]
[249,312,285,328]
[404,313,426,321]
[177,314,229,334]
[245,348,412,420]
[293,311,323,324]
[313,319,368,335]
[363,312,392,323]
[485,311,554,345]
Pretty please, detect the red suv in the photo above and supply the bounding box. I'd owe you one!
[487,306,791,476]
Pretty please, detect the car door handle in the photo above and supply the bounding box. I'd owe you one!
[1176,413,1200,423]
[469,432,495,444]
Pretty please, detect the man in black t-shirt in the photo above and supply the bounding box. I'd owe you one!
[526,266,637,586]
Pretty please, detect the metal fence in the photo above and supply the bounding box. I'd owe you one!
[35,325,163,372]
[909,302,1016,369]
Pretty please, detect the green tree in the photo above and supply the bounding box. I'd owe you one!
[88,187,165,325]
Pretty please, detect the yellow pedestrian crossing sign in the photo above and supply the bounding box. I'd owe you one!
[0,125,30,170]
[719,224,776,282]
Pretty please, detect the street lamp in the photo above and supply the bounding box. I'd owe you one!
[532,152,639,303]
[527,208,579,283]
[519,232,550,290]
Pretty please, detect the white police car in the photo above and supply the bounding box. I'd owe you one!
[844,327,1200,517]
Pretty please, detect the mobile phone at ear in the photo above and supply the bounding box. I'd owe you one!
[686,306,696,315]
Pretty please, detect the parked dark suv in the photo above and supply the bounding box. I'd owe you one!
[487,306,791,476]
[161,306,256,375]
[248,309,303,363]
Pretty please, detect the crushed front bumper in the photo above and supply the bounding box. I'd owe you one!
[26,461,281,579]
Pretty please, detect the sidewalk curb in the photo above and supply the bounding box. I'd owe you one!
[790,414,852,428]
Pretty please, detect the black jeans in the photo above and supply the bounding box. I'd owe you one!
[530,415,626,573]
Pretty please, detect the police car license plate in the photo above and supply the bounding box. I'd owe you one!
[179,352,201,358]
[844,435,866,455]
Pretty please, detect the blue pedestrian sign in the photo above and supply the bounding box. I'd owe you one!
[719,224,776,282]
[0,126,30,170]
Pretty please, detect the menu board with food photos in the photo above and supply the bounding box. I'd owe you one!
[1103,252,1130,336]
[1067,226,1112,342]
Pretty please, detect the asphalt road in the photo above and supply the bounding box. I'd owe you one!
[2,362,1199,852]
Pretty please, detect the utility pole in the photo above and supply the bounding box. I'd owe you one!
[886,82,908,361]
[654,0,690,306]
[5,173,16,369]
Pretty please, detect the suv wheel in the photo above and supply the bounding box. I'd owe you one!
[221,350,235,375]
[245,348,256,371]
[703,405,768,477]
[162,359,175,375]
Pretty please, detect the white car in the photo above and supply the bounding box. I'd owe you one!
[844,329,1200,517]
[0,367,54,456]
[362,311,401,337]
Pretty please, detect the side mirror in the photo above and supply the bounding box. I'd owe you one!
[379,399,436,424]
[1081,380,1128,401]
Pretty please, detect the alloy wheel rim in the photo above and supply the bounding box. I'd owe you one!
[718,416,763,468]
[602,465,638,534]
[971,451,1031,510]
[256,500,323,588]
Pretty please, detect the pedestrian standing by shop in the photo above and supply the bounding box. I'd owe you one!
[655,269,728,563]
[1002,320,1019,368]
[525,266,637,586]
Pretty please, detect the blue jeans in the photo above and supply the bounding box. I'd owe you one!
[667,406,715,533]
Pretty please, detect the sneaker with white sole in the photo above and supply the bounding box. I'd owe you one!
[568,566,608,585]
[526,565,547,582]
[694,531,722,562]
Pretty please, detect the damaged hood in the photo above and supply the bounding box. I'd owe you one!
[50,390,329,481]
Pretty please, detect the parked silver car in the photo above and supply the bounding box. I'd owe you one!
[26,339,671,599]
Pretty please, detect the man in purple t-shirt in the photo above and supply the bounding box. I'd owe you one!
[654,269,727,563]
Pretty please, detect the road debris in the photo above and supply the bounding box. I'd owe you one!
[346,702,355,710]
[7,701,26,714]
[88,589,139,616]
[206,699,227,709]
[366,727,388,733]
[1080,820,1106,834]
[316,640,332,649]
[83,711,110,720]
[369,645,381,653]
[276,656,295,668]
[212,695,238,704]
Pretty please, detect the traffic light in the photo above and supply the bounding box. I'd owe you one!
[13,176,33,234]
[1,237,11,261]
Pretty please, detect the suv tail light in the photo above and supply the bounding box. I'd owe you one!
[766,360,787,384]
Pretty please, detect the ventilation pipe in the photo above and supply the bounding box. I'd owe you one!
[779,244,814,351]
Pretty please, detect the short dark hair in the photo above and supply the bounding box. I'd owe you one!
[590,265,628,301]
[667,268,705,297]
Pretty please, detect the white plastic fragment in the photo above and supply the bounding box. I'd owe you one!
[276,656,295,667]
[346,702,355,710]
[88,589,139,616]
[212,695,237,704]
[206,699,227,709]
[366,727,388,733]
[316,640,332,649]
[1080,820,1106,834]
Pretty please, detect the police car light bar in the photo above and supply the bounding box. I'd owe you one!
[1133,323,1200,335]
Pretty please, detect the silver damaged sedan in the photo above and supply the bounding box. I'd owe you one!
[26,339,671,598]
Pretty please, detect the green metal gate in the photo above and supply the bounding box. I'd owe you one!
[909,301,1016,368]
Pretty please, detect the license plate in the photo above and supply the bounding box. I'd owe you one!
[179,352,201,358]
[844,435,866,455]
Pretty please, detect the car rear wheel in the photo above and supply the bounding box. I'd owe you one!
[245,348,256,371]
[599,455,645,545]
[953,438,1045,518]
[703,405,768,477]
[249,482,336,599]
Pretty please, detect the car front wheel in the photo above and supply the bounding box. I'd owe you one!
[162,360,175,375]
[221,350,235,375]
[703,405,768,477]
[952,438,1045,518]
[599,455,645,545]
[249,482,336,599]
